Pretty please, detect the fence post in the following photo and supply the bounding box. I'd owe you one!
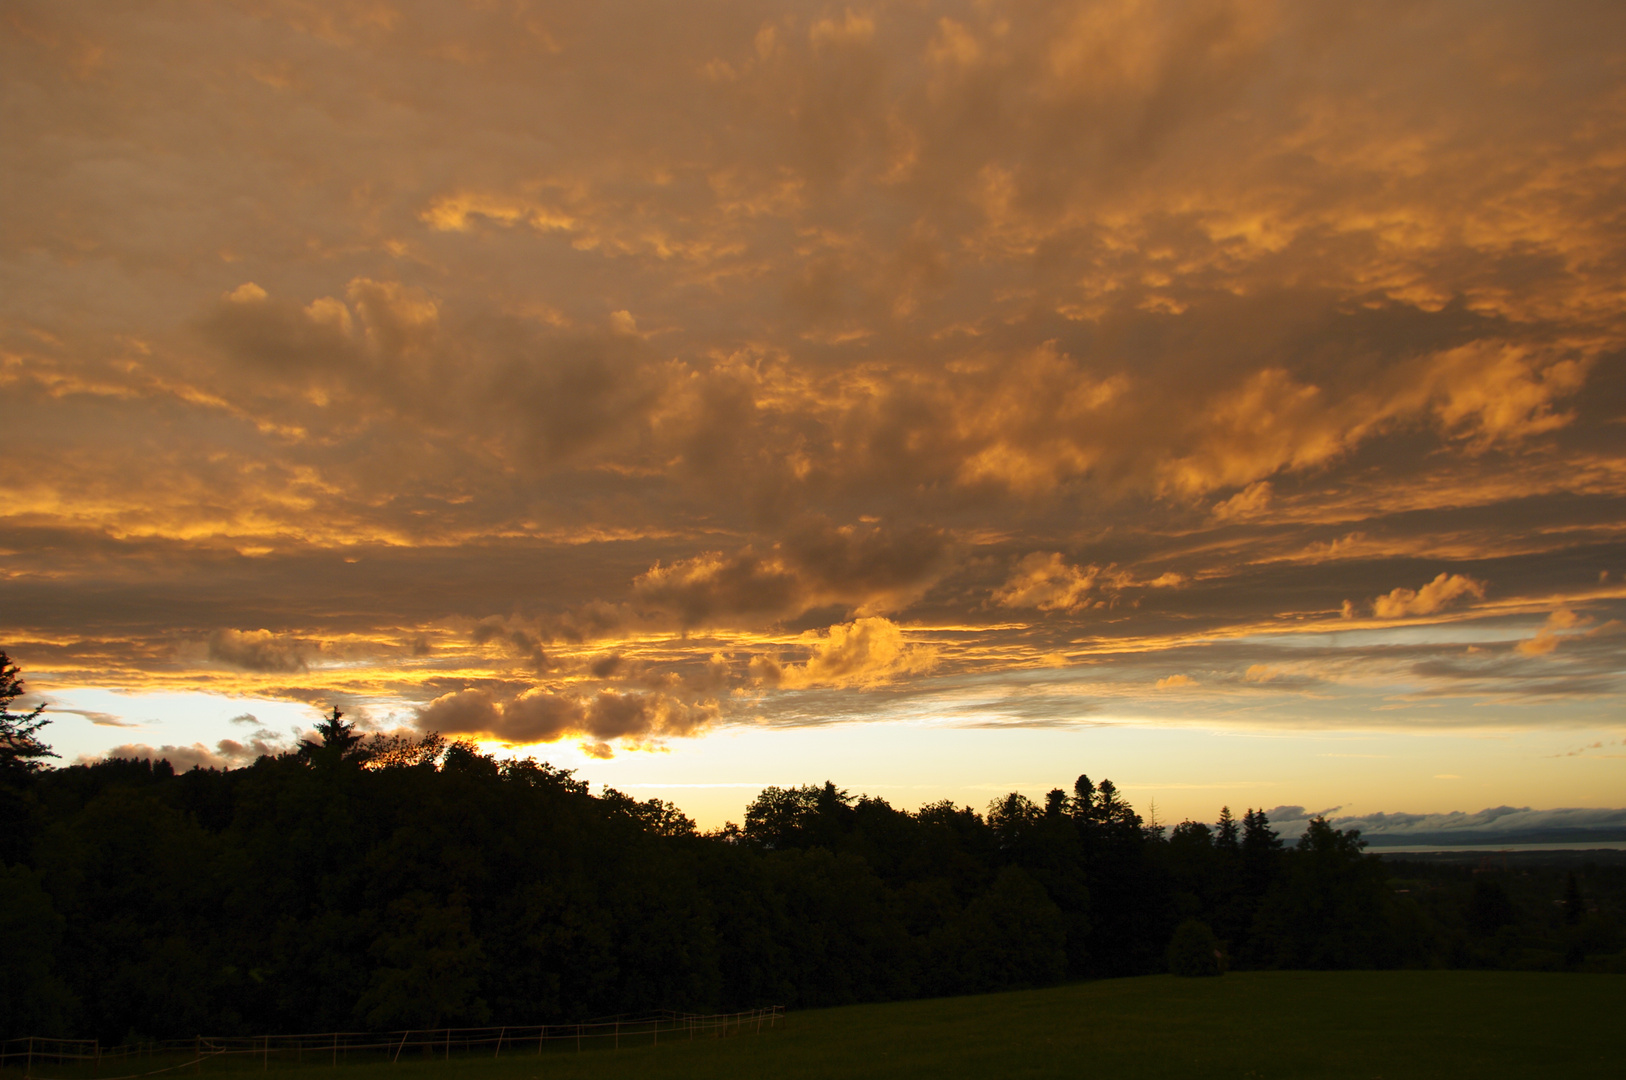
[494,1027,504,1059]
[614,1021,619,1051]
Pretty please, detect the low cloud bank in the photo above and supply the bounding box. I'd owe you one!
[80,736,289,772]
[1265,805,1626,847]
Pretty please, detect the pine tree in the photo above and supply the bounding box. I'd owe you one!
[1241,808,1282,856]
[1071,774,1097,821]
[298,705,367,767]
[0,652,56,781]
[1215,805,1240,853]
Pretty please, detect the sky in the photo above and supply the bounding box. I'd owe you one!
[5,0,1625,833]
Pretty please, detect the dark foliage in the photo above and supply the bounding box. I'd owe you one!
[1165,919,1223,976]
[1,658,1620,1040]
[1,650,56,780]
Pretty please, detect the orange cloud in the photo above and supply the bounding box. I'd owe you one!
[1516,609,1587,657]
[6,0,1626,750]
[993,552,1099,613]
[1371,574,1487,619]
[757,617,937,689]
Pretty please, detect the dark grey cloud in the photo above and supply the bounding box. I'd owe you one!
[417,685,716,754]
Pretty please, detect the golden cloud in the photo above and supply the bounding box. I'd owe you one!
[757,617,938,690]
[1370,573,1487,620]
[1515,609,1588,657]
[992,552,1100,613]
[6,0,1626,742]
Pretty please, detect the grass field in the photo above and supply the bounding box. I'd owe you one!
[11,972,1623,1080]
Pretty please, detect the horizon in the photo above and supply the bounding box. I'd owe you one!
[5,1,1624,833]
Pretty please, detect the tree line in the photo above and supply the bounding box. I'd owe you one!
[2,657,1620,1042]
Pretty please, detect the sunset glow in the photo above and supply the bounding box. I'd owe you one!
[6,0,1624,829]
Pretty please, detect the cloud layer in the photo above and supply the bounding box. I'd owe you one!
[4,1,1625,755]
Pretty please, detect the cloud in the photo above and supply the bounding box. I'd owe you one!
[1370,573,1486,619]
[1516,609,1588,657]
[992,552,1099,613]
[756,617,938,689]
[1212,481,1272,522]
[471,620,551,671]
[1295,805,1626,847]
[1155,674,1198,689]
[81,735,288,771]
[53,708,140,728]
[208,629,312,673]
[416,686,716,751]
[4,0,1626,749]
[1425,343,1590,450]
[1262,805,1343,827]
[992,552,1185,614]
[631,520,952,628]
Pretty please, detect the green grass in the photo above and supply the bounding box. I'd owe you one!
[13,972,1625,1080]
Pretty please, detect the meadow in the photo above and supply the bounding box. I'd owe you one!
[9,971,1620,1080]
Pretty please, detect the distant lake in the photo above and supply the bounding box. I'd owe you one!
[1373,840,1626,854]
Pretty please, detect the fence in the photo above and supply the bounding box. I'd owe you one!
[0,1007,784,1078]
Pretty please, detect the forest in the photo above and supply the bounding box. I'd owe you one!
[3,680,1623,1043]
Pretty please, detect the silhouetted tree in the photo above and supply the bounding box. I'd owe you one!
[1251,817,1397,969]
[1562,872,1585,926]
[1240,808,1283,896]
[947,866,1066,992]
[0,864,76,1038]
[0,652,56,780]
[1215,806,1240,854]
[16,749,1603,1041]
[298,706,367,768]
[743,782,855,850]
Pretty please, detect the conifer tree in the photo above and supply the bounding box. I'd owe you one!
[1215,806,1240,853]
[298,705,367,767]
[0,652,56,780]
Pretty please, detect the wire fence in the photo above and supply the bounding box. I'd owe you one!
[1,1007,784,1079]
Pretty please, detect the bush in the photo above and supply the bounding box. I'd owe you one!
[1166,919,1224,977]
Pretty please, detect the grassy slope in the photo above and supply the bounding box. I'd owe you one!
[387,971,1620,1080]
[15,972,1625,1080]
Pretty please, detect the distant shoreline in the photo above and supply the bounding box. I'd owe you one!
[1368,840,1626,853]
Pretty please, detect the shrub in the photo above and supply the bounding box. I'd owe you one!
[1166,919,1224,977]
